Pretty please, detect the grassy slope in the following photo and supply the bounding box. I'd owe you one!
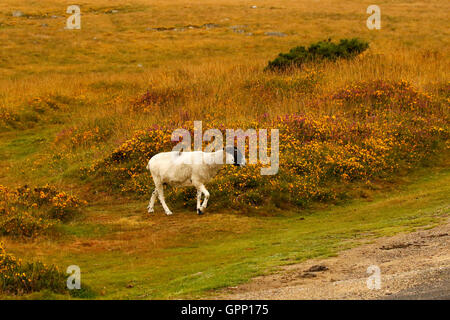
[2,166,448,299]
[0,0,449,299]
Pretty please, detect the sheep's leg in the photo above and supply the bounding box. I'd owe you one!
[196,189,202,214]
[155,183,172,215]
[199,184,210,213]
[147,189,157,213]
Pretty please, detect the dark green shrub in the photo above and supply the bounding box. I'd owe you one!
[266,38,369,71]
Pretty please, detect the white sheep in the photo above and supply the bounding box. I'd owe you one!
[146,147,245,215]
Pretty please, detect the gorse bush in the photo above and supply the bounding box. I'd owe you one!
[0,212,53,238]
[53,126,112,150]
[15,185,87,221]
[331,80,433,113]
[0,108,18,130]
[266,38,369,71]
[1,242,96,297]
[0,242,66,295]
[82,126,181,194]
[84,80,448,211]
[0,185,87,237]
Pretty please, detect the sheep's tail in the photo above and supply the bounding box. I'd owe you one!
[146,160,150,171]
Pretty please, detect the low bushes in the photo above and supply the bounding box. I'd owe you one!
[0,185,87,238]
[0,242,67,295]
[266,38,369,71]
[0,242,96,297]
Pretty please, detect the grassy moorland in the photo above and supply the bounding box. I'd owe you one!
[0,0,449,299]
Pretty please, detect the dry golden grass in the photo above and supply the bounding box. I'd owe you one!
[1,0,448,123]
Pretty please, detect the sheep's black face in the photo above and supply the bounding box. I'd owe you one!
[224,146,246,166]
[230,146,245,167]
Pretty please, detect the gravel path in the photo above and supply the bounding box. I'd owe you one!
[217,218,450,300]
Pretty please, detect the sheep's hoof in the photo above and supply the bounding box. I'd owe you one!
[148,208,154,214]
[197,209,204,215]
[165,211,173,216]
